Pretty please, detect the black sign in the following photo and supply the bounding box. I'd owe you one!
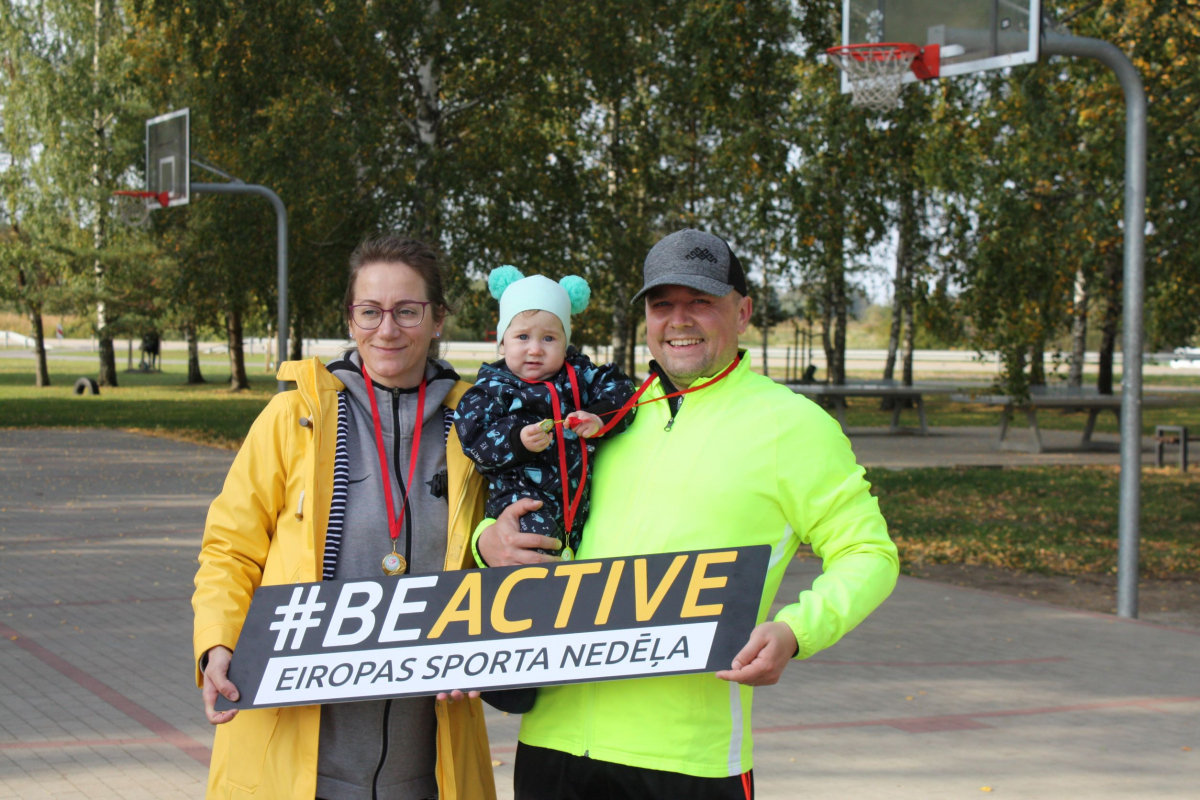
[217,546,769,710]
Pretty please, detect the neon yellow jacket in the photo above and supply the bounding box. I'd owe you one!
[193,358,496,800]
[494,353,898,778]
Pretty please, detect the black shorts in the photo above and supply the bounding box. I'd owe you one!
[514,742,754,800]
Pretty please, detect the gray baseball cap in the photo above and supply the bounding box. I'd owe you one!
[631,229,748,304]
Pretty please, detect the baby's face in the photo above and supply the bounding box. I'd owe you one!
[501,311,567,382]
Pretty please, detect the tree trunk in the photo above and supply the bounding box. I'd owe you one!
[290,316,303,361]
[1097,250,1122,395]
[820,279,834,384]
[611,288,630,379]
[792,325,801,381]
[901,272,915,387]
[827,173,848,386]
[1006,346,1028,397]
[1030,339,1045,387]
[97,337,118,386]
[625,309,638,380]
[882,304,901,382]
[185,322,205,384]
[264,323,274,373]
[412,0,443,241]
[760,303,770,378]
[882,232,907,383]
[92,0,117,387]
[16,266,51,387]
[1068,267,1089,389]
[833,276,847,386]
[29,304,49,387]
[226,308,249,391]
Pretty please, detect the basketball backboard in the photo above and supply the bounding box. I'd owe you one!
[841,0,1041,88]
[146,109,189,208]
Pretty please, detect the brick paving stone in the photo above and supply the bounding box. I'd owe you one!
[3,428,1199,798]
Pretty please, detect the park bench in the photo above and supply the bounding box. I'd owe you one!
[951,389,1176,454]
[1154,425,1191,471]
[787,382,943,435]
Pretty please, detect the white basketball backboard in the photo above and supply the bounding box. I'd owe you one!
[146,109,189,208]
[841,0,1041,87]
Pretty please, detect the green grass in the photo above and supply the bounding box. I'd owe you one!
[0,356,277,448]
[0,354,491,448]
[4,354,1198,577]
[2,353,1198,447]
[838,395,1200,437]
[868,466,1200,578]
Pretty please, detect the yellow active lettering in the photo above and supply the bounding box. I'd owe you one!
[491,567,548,633]
[594,560,625,625]
[554,562,603,628]
[680,551,737,618]
[634,555,688,622]
[428,572,482,638]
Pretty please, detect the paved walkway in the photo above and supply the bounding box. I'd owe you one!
[1,430,1196,798]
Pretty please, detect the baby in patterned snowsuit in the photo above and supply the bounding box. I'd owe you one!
[453,267,636,560]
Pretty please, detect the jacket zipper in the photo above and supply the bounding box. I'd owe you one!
[583,682,595,758]
[583,392,678,757]
[371,698,393,799]
[664,396,684,431]
[390,389,414,565]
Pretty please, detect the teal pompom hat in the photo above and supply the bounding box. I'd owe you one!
[490,266,590,343]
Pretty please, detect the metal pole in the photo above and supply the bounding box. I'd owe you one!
[191,182,289,393]
[1041,32,1147,618]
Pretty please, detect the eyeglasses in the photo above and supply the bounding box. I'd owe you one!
[348,302,431,330]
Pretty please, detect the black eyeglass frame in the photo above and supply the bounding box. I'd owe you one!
[347,301,432,330]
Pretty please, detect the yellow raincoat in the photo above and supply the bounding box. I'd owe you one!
[193,358,497,799]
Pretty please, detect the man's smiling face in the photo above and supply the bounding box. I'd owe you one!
[644,284,752,388]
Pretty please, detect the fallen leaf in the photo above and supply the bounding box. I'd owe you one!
[980,788,993,793]
[491,760,504,767]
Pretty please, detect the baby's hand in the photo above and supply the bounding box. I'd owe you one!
[567,411,603,438]
[521,422,553,452]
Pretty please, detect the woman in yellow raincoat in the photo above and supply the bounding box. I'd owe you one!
[193,237,497,800]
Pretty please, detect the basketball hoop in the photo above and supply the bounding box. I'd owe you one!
[825,43,940,111]
[112,190,170,228]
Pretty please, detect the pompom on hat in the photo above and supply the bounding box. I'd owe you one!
[490,266,590,343]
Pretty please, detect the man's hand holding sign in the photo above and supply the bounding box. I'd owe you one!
[216,547,769,711]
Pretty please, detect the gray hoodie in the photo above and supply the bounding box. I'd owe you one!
[316,352,458,800]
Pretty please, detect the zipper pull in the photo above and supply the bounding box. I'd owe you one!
[664,397,683,431]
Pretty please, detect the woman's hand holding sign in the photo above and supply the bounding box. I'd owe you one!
[478,498,562,567]
[203,645,240,725]
[715,621,798,687]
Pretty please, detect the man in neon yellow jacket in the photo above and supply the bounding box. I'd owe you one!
[477,229,899,799]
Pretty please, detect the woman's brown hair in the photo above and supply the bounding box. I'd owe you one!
[344,236,455,361]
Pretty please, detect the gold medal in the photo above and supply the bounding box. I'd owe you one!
[382,550,407,576]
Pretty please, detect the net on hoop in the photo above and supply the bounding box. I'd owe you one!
[112,190,169,228]
[826,43,920,112]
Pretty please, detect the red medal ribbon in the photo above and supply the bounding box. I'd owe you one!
[520,354,741,535]
[591,352,741,436]
[538,364,588,534]
[362,366,426,546]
